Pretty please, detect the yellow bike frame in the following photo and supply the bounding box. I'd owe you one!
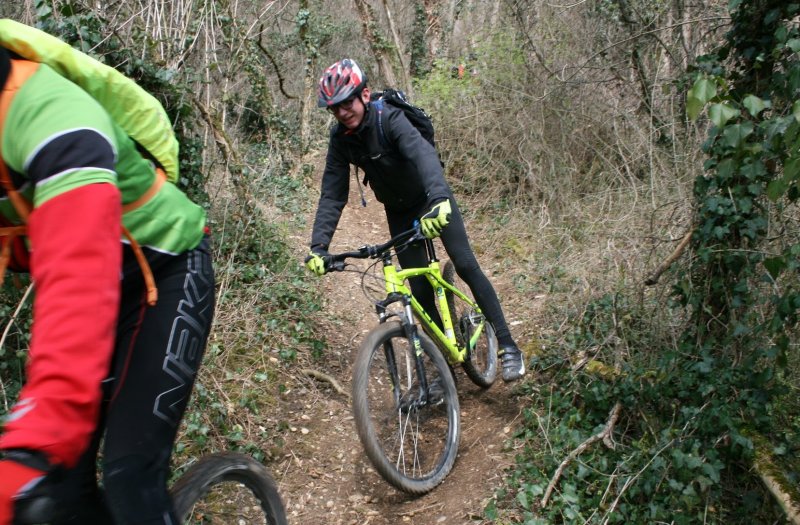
[382,260,486,365]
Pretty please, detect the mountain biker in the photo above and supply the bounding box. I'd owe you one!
[0,42,214,524]
[305,58,525,382]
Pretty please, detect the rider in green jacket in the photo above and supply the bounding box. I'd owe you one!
[0,31,214,524]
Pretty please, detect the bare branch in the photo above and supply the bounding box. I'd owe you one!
[256,30,297,100]
[541,402,623,508]
[302,368,350,399]
[645,226,695,285]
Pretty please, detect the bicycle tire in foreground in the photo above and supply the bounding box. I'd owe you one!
[171,452,288,525]
[352,320,461,494]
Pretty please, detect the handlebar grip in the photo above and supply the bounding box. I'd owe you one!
[328,259,346,272]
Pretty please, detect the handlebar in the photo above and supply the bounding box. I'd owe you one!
[325,224,425,272]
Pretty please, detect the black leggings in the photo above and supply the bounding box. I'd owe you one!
[386,202,514,346]
[51,237,215,525]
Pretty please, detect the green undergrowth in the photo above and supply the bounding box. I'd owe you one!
[174,151,326,470]
[491,1,800,522]
[0,278,32,410]
[488,292,794,524]
[175,206,324,470]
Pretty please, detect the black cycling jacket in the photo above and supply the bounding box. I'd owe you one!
[310,101,451,250]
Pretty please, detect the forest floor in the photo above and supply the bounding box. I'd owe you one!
[269,161,541,525]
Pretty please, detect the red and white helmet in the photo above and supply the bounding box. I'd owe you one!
[317,59,367,108]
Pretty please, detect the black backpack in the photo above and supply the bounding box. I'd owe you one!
[370,88,435,148]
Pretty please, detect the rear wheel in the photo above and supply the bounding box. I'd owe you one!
[443,260,498,388]
[352,320,460,494]
[171,452,288,524]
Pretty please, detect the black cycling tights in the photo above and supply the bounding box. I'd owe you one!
[386,201,514,347]
[51,237,215,525]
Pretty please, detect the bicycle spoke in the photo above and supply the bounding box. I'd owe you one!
[366,335,451,479]
[353,321,460,493]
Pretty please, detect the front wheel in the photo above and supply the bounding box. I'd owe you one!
[171,452,288,524]
[443,260,498,388]
[352,320,460,494]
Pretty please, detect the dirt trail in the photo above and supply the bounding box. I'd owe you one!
[275,165,531,525]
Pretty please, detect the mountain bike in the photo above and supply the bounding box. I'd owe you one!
[14,451,288,524]
[325,224,499,494]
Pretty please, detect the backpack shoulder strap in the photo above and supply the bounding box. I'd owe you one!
[0,58,38,286]
[0,58,39,221]
[372,98,389,148]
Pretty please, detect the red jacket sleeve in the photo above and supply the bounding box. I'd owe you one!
[0,183,121,467]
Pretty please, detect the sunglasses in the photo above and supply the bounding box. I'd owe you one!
[327,96,359,113]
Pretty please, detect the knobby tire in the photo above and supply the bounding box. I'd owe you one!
[171,452,288,524]
[352,320,460,494]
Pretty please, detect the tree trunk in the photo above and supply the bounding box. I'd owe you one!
[298,0,314,153]
[410,1,429,77]
[489,0,501,30]
[754,437,800,524]
[462,0,478,51]
[380,0,412,93]
[615,0,662,128]
[354,0,397,87]
[438,0,458,60]
[422,0,442,62]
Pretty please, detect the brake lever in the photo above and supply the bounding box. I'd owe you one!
[327,259,346,272]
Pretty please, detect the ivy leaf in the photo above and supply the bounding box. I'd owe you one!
[722,122,754,148]
[716,158,735,179]
[788,39,800,53]
[686,96,704,122]
[764,8,780,25]
[793,100,800,122]
[36,2,53,17]
[687,77,716,121]
[776,26,789,44]
[709,103,740,127]
[766,178,789,201]
[786,157,800,179]
[743,95,768,117]
[702,462,721,483]
[516,490,530,510]
[484,500,498,520]
[763,256,787,279]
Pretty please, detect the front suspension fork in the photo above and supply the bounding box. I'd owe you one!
[376,294,431,405]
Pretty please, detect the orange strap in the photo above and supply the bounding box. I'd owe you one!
[121,225,158,305]
[0,59,38,287]
[122,167,167,213]
[0,59,38,222]
[118,167,167,305]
